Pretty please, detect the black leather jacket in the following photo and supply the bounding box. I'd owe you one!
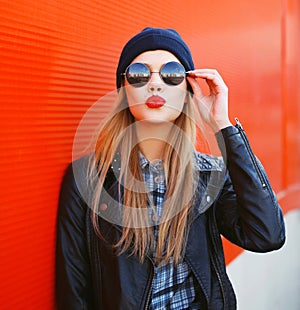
[56,124,285,310]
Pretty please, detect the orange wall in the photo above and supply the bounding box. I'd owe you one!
[0,0,299,309]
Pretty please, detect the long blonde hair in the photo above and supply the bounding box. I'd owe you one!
[89,87,198,265]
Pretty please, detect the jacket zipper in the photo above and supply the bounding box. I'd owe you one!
[207,204,228,310]
[211,251,226,310]
[234,118,267,189]
[144,257,154,310]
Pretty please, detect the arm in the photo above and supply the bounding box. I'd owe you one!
[214,124,285,251]
[56,163,94,309]
[187,68,285,252]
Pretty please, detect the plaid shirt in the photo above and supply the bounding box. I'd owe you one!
[140,153,201,309]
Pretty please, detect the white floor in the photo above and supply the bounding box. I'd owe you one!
[227,209,300,310]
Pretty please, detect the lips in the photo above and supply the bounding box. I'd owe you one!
[145,95,166,109]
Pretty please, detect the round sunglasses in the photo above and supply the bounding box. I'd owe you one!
[122,61,187,88]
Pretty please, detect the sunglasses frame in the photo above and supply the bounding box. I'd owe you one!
[121,61,188,88]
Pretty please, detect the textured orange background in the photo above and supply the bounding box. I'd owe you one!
[0,0,299,309]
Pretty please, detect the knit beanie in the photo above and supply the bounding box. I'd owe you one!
[116,27,194,90]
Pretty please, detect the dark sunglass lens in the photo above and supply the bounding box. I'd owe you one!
[160,62,186,85]
[125,63,150,87]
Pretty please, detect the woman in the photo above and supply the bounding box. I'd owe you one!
[56,27,285,309]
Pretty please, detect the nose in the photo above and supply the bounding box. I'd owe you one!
[147,73,164,93]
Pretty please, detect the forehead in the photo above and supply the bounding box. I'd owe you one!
[130,50,181,66]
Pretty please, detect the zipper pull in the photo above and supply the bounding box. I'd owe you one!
[234,117,244,131]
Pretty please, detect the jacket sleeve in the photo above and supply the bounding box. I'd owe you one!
[56,162,94,309]
[215,123,286,252]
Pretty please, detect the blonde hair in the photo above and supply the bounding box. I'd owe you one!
[89,87,198,265]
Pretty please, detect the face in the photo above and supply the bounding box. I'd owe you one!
[124,50,187,123]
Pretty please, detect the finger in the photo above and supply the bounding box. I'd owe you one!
[205,76,225,95]
[187,77,212,112]
[188,68,222,78]
[187,76,205,98]
[189,74,226,97]
[198,74,227,96]
[188,72,224,84]
[188,69,226,87]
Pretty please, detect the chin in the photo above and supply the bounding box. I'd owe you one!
[137,117,170,124]
[131,106,181,124]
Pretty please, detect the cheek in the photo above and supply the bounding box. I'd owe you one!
[166,83,187,110]
[125,87,147,120]
[125,87,146,107]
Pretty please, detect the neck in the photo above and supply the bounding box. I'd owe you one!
[135,121,173,162]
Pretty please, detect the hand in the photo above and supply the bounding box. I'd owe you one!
[187,69,232,133]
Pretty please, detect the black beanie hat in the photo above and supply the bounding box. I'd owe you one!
[116,27,194,89]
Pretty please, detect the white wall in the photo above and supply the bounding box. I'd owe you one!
[227,210,300,310]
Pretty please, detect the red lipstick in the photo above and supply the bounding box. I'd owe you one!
[145,95,166,109]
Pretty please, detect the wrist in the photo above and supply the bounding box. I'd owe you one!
[211,120,233,133]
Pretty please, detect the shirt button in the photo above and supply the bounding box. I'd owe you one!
[100,203,108,211]
[152,214,159,223]
[206,195,211,203]
[154,176,162,184]
[156,163,163,170]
